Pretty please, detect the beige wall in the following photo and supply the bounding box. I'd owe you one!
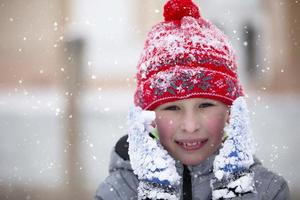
[263,0,300,93]
[284,0,300,92]
[0,0,68,89]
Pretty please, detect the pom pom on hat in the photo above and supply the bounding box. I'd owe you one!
[163,0,201,21]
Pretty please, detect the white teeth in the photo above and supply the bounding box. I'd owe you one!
[182,141,201,147]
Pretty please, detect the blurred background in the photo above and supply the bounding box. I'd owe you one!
[0,0,299,199]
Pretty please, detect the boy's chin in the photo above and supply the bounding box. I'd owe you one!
[179,157,206,166]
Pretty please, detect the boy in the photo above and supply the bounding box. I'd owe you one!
[95,0,290,199]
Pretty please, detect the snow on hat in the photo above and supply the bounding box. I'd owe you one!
[134,0,244,110]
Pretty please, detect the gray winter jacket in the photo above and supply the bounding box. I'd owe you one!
[95,135,290,200]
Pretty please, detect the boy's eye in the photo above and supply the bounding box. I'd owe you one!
[199,102,214,108]
[164,105,180,111]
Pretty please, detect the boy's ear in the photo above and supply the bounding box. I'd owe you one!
[151,121,157,128]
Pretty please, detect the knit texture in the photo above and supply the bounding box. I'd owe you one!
[134,0,243,110]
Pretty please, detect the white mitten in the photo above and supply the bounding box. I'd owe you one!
[127,106,181,200]
[211,97,256,199]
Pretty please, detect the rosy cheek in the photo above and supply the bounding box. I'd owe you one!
[203,116,226,137]
[203,112,227,150]
[156,117,175,138]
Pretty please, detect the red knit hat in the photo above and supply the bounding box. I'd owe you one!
[134,0,244,110]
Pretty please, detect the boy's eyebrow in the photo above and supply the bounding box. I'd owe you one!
[200,99,219,104]
[160,103,179,108]
[157,102,181,109]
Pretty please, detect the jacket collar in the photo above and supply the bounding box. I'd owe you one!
[175,151,217,177]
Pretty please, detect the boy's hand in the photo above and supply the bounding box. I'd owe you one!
[127,106,181,200]
[212,97,256,199]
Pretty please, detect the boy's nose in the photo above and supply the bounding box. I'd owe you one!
[180,112,201,133]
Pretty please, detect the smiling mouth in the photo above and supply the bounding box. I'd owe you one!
[176,139,208,151]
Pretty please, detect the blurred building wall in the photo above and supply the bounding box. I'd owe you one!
[263,0,300,93]
[0,0,67,89]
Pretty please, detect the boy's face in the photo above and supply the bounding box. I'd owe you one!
[154,98,229,166]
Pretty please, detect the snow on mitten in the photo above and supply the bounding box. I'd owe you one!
[127,106,181,200]
[211,97,256,199]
